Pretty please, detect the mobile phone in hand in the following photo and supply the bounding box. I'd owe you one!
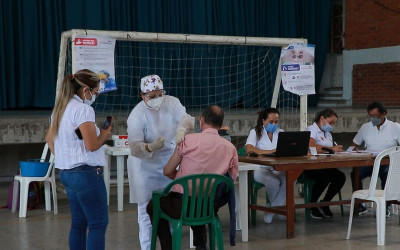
[103,116,112,129]
[75,128,83,139]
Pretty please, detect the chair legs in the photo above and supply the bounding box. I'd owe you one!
[303,181,313,221]
[51,179,58,214]
[11,179,19,214]
[338,191,344,217]
[19,179,30,218]
[171,221,182,250]
[189,228,195,248]
[150,216,159,250]
[11,178,58,218]
[346,196,356,240]
[376,199,386,246]
[44,181,51,211]
[347,197,386,246]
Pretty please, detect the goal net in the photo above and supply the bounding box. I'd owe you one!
[57,30,308,147]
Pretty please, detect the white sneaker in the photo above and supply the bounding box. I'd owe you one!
[264,213,274,224]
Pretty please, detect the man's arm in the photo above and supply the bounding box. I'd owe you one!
[163,147,183,180]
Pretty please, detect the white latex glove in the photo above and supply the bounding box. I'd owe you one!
[176,128,186,144]
[148,137,165,152]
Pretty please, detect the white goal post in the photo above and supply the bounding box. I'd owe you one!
[56,29,308,131]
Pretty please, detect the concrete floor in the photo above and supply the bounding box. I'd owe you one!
[2,168,400,250]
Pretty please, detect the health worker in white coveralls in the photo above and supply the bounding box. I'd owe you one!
[126,75,194,250]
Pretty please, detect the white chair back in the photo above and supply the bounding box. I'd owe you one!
[367,147,398,198]
[40,143,49,162]
[384,148,400,201]
[39,144,55,178]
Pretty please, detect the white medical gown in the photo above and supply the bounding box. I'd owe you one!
[126,95,194,204]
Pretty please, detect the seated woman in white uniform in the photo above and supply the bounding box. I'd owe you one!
[304,108,346,219]
[245,108,285,224]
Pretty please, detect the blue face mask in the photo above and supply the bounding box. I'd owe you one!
[370,116,381,126]
[264,123,278,133]
[321,123,333,132]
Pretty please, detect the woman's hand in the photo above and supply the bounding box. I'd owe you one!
[100,126,112,142]
[332,145,344,152]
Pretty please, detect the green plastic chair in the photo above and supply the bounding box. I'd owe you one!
[297,173,344,221]
[150,174,233,250]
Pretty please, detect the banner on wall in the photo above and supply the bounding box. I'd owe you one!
[73,35,117,93]
[280,43,315,96]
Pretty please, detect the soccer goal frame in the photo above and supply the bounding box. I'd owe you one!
[56,29,308,130]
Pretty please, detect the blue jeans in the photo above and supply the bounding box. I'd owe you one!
[60,165,109,250]
[359,164,389,190]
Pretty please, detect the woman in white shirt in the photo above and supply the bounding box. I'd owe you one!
[46,69,112,250]
[245,108,285,224]
[304,108,346,219]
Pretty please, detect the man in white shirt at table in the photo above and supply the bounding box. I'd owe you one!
[351,102,400,216]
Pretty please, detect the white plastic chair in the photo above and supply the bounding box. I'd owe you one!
[11,143,58,218]
[346,146,400,246]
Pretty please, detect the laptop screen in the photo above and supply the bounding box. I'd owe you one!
[274,131,311,157]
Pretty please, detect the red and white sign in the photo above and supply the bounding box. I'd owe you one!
[112,135,129,147]
[74,38,97,46]
[73,35,117,93]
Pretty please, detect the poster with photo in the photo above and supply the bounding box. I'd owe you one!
[280,43,315,96]
[73,35,117,93]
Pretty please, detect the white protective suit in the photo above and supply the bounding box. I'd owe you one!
[127,95,194,250]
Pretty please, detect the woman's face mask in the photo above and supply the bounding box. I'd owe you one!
[321,123,333,132]
[320,117,334,132]
[264,123,278,133]
[84,89,96,106]
[145,96,164,110]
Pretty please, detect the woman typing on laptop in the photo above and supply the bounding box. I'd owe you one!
[304,108,346,219]
[245,108,286,224]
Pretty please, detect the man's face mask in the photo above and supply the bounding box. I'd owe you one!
[370,116,382,126]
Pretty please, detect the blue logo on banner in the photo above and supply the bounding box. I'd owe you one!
[281,64,300,71]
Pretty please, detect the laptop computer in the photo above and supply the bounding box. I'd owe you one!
[264,131,311,157]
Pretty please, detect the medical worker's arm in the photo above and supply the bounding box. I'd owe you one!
[127,117,154,158]
[176,114,195,144]
[171,97,194,144]
[163,147,182,180]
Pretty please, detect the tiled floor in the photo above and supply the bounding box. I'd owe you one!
[1,168,400,249]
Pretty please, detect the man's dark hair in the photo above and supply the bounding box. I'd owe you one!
[367,102,387,114]
[201,105,224,128]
